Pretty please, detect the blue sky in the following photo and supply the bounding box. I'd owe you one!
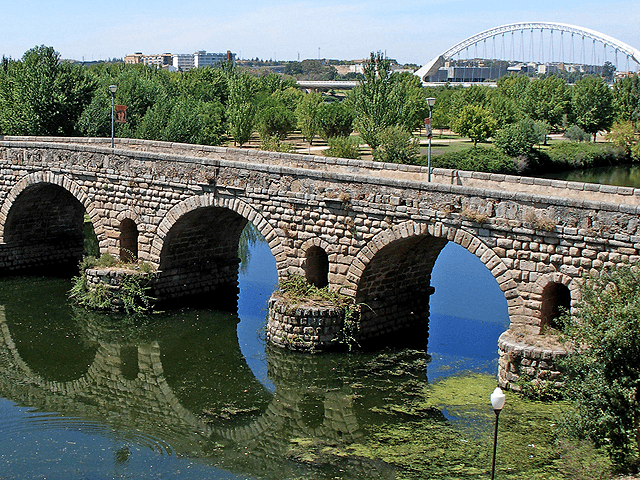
[2,0,639,67]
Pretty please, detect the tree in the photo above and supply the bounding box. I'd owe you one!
[450,104,497,146]
[317,101,353,140]
[561,264,640,469]
[0,45,95,136]
[389,71,429,132]
[571,76,615,142]
[613,74,640,129]
[348,52,404,150]
[373,125,420,164]
[606,120,639,158]
[256,94,296,140]
[226,72,257,146]
[523,76,571,131]
[602,61,616,84]
[496,74,530,101]
[448,84,492,122]
[296,92,322,145]
[493,117,540,157]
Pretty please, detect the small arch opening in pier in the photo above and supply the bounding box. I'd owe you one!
[120,345,140,381]
[119,219,139,262]
[305,246,329,288]
[539,282,571,331]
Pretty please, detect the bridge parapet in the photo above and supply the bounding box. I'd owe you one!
[3,136,640,208]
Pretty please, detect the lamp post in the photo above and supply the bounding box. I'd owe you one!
[109,85,117,148]
[426,97,436,182]
[490,387,506,480]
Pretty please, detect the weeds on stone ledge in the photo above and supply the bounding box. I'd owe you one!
[69,254,156,314]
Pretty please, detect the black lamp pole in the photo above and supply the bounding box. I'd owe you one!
[490,387,506,479]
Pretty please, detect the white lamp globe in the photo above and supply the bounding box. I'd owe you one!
[491,387,506,411]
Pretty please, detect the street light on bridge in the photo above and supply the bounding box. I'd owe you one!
[109,85,117,148]
[426,97,436,182]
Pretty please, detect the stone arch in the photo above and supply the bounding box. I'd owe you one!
[343,220,521,346]
[533,273,581,332]
[0,172,104,244]
[151,194,284,273]
[119,218,139,262]
[345,220,519,302]
[297,238,337,288]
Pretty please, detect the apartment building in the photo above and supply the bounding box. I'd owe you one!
[124,52,173,68]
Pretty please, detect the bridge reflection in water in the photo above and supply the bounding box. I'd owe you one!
[0,276,456,479]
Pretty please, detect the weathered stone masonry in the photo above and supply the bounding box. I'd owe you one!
[2,136,640,387]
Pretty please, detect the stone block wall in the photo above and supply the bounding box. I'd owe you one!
[497,330,567,391]
[266,297,345,351]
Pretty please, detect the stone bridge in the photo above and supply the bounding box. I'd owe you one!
[0,136,638,372]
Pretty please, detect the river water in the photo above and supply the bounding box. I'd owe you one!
[0,237,515,479]
[540,163,640,188]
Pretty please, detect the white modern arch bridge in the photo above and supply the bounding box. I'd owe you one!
[415,22,640,83]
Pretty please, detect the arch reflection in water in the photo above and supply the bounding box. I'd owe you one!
[0,277,441,479]
[0,239,512,479]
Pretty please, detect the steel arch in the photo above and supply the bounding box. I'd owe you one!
[415,22,640,82]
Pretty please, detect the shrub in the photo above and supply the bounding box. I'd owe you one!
[256,101,296,139]
[324,136,360,159]
[317,101,354,140]
[494,117,540,157]
[560,263,640,470]
[373,126,420,164]
[429,145,517,174]
[564,125,591,142]
[532,142,628,173]
[261,135,294,153]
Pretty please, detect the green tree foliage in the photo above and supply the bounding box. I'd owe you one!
[571,75,615,142]
[324,135,360,159]
[561,264,640,469]
[487,91,522,129]
[523,76,571,131]
[389,71,429,132]
[296,92,322,144]
[113,65,172,138]
[494,117,541,157]
[256,94,296,140]
[226,71,258,146]
[429,87,456,133]
[606,120,640,159]
[175,66,228,104]
[602,61,616,84]
[450,104,497,145]
[348,52,423,151]
[77,63,172,138]
[0,45,95,135]
[496,74,530,101]
[317,101,354,139]
[564,125,591,142]
[430,145,516,174]
[373,125,420,164]
[448,84,492,121]
[283,60,337,80]
[348,52,399,150]
[614,74,640,129]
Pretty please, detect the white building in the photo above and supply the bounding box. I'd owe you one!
[172,54,195,72]
[173,51,236,71]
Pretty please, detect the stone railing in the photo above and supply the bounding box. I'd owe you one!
[3,136,640,208]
